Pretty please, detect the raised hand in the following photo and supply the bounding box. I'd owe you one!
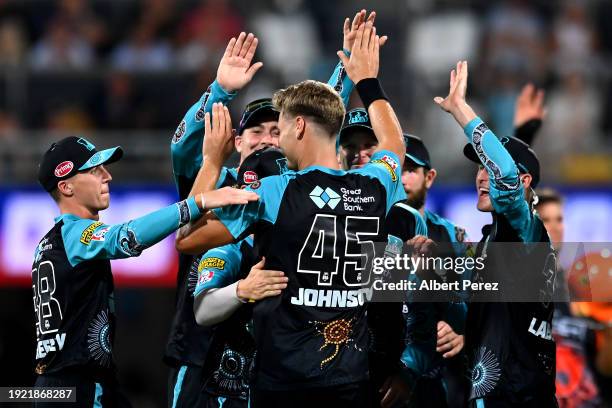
[216,32,263,93]
[343,10,388,53]
[337,21,380,83]
[202,102,235,166]
[198,186,259,210]
[237,257,288,301]
[434,60,476,127]
[514,83,546,128]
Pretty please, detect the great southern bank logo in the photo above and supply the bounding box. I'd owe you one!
[309,186,341,209]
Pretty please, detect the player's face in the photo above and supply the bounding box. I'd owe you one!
[237,120,280,162]
[339,130,378,169]
[72,165,113,211]
[537,201,564,250]
[402,162,429,210]
[475,166,493,212]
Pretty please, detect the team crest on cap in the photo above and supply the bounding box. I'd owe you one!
[348,110,368,125]
[77,138,96,151]
[54,161,74,177]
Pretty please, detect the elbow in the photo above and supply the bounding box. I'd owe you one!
[175,235,203,255]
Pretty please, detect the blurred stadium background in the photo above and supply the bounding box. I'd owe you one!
[0,0,610,407]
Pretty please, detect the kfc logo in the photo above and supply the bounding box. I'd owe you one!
[243,171,258,184]
[54,161,74,177]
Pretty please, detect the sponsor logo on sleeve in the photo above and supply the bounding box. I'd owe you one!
[92,227,110,242]
[54,161,74,178]
[250,180,261,190]
[80,222,104,245]
[381,155,399,171]
[371,159,397,182]
[172,120,186,144]
[199,257,225,270]
[198,270,215,285]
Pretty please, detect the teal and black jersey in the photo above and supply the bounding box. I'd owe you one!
[463,118,555,404]
[214,150,405,390]
[32,198,201,376]
[164,166,237,367]
[193,237,257,401]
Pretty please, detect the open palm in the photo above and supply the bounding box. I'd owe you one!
[216,32,263,93]
[434,60,468,113]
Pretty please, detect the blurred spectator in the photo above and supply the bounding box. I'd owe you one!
[551,0,599,77]
[541,71,603,153]
[57,0,108,51]
[0,19,28,67]
[111,22,173,71]
[482,0,547,82]
[251,0,321,84]
[175,0,243,71]
[45,105,94,131]
[0,111,21,140]
[103,71,137,129]
[29,17,94,70]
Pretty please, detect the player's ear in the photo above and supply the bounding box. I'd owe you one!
[295,116,306,140]
[234,134,243,152]
[425,168,437,188]
[520,173,532,190]
[57,180,74,197]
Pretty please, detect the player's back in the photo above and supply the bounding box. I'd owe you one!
[234,153,405,390]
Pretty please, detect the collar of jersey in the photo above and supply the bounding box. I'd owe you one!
[55,213,85,223]
[297,165,346,176]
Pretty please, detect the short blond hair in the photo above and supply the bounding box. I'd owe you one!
[273,80,346,136]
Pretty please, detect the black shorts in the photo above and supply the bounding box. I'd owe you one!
[34,367,131,408]
[168,365,247,408]
[251,382,371,408]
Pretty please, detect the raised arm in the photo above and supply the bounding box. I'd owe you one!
[338,20,404,163]
[513,83,546,145]
[171,32,263,193]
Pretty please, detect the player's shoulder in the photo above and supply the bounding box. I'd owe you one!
[425,210,467,243]
[59,214,106,243]
[198,241,243,271]
[351,150,401,182]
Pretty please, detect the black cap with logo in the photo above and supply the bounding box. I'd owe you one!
[38,136,123,192]
[338,108,373,145]
[403,134,432,169]
[237,98,279,135]
[463,136,540,187]
[237,147,288,187]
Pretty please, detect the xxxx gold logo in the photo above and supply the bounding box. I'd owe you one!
[80,222,103,245]
[198,257,225,271]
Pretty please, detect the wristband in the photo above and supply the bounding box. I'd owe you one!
[355,78,388,109]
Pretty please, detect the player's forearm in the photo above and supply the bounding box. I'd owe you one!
[464,117,518,186]
[327,51,354,107]
[193,282,242,326]
[449,101,477,129]
[171,81,236,183]
[355,78,404,161]
[176,212,235,255]
[188,158,223,198]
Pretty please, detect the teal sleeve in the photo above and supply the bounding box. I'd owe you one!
[171,80,236,186]
[62,197,201,266]
[327,51,354,107]
[464,117,541,242]
[352,150,406,214]
[193,242,243,297]
[212,175,288,240]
